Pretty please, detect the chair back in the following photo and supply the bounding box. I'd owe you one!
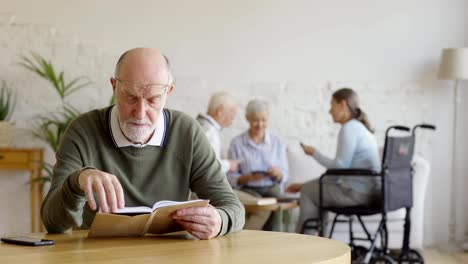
[381,126,415,212]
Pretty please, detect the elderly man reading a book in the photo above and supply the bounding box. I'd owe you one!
[41,47,245,240]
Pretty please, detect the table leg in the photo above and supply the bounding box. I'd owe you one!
[38,150,44,232]
[283,209,291,232]
[29,169,35,233]
[276,210,284,232]
[38,184,44,232]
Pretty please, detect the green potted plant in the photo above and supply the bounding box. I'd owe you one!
[19,52,91,182]
[0,80,16,147]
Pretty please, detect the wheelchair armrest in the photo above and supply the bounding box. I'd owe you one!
[319,169,381,184]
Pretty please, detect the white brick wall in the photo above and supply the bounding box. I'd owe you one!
[0,0,466,247]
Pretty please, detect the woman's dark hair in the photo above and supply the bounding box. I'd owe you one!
[332,88,374,133]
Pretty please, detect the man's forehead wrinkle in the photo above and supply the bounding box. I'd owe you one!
[120,85,157,98]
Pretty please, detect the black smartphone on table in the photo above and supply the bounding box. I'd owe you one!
[1,237,55,246]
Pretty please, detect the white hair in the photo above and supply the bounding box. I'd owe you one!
[246,99,269,116]
[207,91,237,113]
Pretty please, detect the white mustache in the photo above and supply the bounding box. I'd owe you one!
[125,118,151,126]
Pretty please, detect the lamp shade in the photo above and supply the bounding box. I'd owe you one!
[438,48,468,80]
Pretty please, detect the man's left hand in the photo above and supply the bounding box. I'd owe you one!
[172,205,222,240]
[268,166,283,182]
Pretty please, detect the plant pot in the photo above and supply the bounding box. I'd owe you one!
[0,121,13,147]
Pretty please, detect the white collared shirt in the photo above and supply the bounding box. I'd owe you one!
[110,105,166,148]
[196,113,230,172]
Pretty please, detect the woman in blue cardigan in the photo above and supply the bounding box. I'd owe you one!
[286,88,381,233]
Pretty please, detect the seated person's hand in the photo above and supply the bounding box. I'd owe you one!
[237,172,266,185]
[172,204,222,240]
[267,166,283,182]
[285,183,304,193]
[78,168,125,213]
[300,142,316,156]
[228,159,240,173]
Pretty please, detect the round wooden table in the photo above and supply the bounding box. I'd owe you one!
[0,230,350,263]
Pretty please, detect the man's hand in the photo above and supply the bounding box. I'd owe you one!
[268,166,283,182]
[285,183,304,193]
[78,169,125,213]
[172,205,222,240]
[237,172,265,185]
[228,159,240,173]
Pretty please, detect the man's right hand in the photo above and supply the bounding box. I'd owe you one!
[78,169,125,213]
[285,183,304,193]
[237,172,266,185]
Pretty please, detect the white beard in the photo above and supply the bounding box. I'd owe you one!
[120,117,155,144]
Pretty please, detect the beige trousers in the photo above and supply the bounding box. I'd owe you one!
[233,190,271,230]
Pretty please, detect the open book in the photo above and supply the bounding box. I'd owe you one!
[88,199,209,237]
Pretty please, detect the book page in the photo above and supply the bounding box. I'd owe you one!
[114,206,152,214]
[114,199,208,214]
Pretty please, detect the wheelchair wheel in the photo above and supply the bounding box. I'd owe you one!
[398,249,424,264]
[370,255,395,264]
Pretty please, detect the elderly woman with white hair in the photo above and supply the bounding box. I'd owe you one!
[228,99,288,231]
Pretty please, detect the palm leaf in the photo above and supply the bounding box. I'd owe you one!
[0,81,16,121]
[19,52,91,100]
[30,106,81,152]
[65,79,92,97]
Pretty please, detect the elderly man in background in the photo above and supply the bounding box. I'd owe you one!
[41,47,244,239]
[228,99,289,231]
[196,92,270,230]
[196,91,239,173]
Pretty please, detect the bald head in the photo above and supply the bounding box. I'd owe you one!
[114,48,173,84]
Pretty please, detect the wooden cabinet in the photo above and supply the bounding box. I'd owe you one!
[0,148,44,232]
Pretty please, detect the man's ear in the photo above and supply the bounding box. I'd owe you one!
[167,85,175,95]
[110,78,117,93]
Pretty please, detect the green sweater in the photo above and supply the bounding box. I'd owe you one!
[41,106,245,236]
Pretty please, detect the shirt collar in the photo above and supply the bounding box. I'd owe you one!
[243,130,271,147]
[110,105,166,148]
[197,113,222,131]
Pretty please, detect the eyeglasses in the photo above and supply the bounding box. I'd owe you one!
[112,77,170,95]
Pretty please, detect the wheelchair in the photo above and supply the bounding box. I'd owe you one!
[301,124,435,264]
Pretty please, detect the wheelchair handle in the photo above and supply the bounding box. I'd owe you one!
[412,123,436,136]
[391,126,411,131]
[385,125,410,137]
[414,124,436,130]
